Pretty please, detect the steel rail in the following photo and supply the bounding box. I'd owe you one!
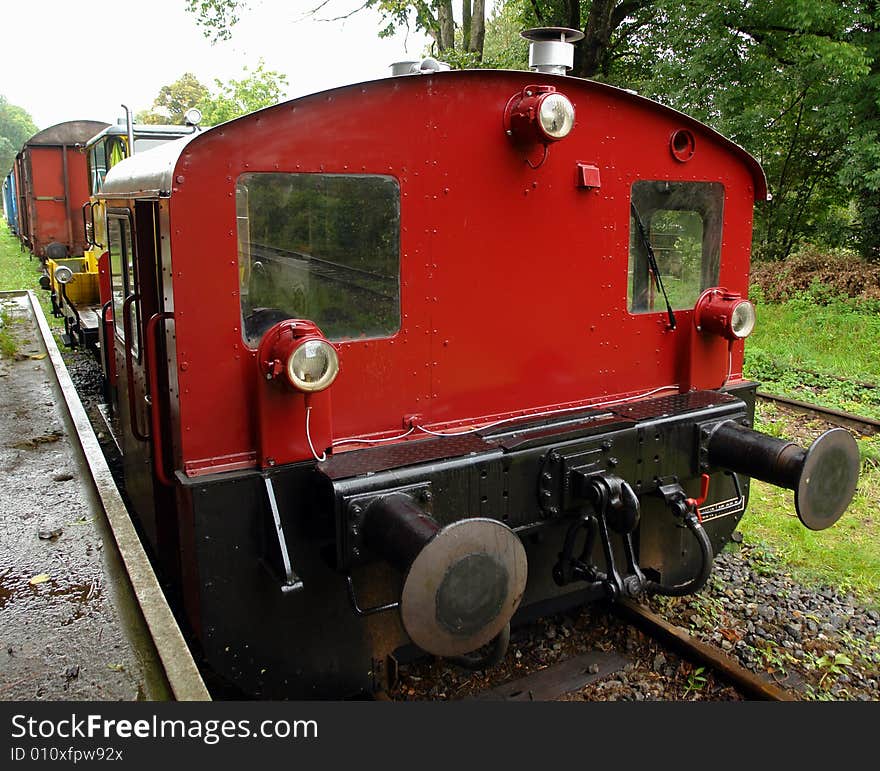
[614,597,795,701]
[19,289,211,701]
[757,390,880,435]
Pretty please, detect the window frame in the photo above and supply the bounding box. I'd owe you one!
[106,209,141,360]
[627,180,725,316]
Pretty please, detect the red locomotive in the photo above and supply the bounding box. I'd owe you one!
[92,30,860,698]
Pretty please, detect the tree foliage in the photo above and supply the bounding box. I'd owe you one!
[841,3,880,261]
[186,1,489,58]
[605,0,878,261]
[0,96,38,176]
[199,60,289,125]
[136,62,288,126]
[183,1,880,262]
[136,73,210,125]
[185,0,245,41]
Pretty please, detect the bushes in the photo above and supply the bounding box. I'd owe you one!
[750,247,880,304]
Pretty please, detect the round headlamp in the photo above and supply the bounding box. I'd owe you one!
[184,107,203,127]
[730,300,756,339]
[54,265,74,285]
[504,85,575,146]
[694,287,757,341]
[538,93,575,140]
[257,319,340,393]
[287,338,339,392]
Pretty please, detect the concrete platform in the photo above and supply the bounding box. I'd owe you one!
[0,292,181,700]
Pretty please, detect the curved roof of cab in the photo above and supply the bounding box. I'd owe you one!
[21,120,111,149]
[101,70,768,202]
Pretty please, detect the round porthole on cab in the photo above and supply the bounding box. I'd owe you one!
[670,129,696,162]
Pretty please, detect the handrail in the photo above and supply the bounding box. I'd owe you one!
[100,300,113,404]
[81,201,94,248]
[122,293,148,441]
[146,312,175,487]
[59,283,83,332]
[89,201,102,248]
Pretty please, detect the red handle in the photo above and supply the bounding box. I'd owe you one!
[146,312,175,486]
[686,473,711,523]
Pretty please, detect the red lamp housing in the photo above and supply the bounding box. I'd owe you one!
[504,85,576,145]
[693,287,757,341]
[257,319,340,393]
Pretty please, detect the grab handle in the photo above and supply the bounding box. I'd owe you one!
[122,293,147,441]
[146,312,175,486]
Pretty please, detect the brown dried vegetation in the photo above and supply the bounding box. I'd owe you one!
[750,248,880,303]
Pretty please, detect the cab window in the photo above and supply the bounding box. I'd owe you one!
[88,141,108,195]
[107,213,139,354]
[236,173,401,345]
[628,181,724,313]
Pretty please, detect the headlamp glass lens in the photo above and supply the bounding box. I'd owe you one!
[288,339,339,391]
[539,94,575,139]
[731,301,756,338]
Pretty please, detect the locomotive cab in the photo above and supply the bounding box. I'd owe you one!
[94,35,859,698]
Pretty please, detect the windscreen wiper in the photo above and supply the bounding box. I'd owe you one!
[630,202,677,330]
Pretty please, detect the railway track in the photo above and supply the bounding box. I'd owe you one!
[476,601,795,702]
[757,390,880,435]
[612,599,795,701]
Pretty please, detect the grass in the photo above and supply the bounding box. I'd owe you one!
[744,286,880,420]
[0,310,18,358]
[741,281,879,606]
[0,221,58,324]
[0,222,43,290]
[740,478,880,609]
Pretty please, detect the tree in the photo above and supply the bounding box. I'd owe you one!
[610,0,874,261]
[184,0,244,41]
[136,73,210,125]
[199,60,289,125]
[136,62,288,126]
[839,2,880,261]
[186,1,491,60]
[0,96,38,176]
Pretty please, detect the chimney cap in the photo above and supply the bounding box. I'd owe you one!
[521,27,585,44]
[521,27,584,75]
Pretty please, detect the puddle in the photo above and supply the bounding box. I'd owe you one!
[0,566,102,624]
[1,292,172,701]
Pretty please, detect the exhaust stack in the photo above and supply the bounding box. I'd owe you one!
[389,58,451,77]
[522,27,585,75]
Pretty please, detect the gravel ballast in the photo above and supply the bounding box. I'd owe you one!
[390,541,879,701]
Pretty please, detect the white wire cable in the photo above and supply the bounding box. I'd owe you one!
[305,406,327,462]
[414,384,680,438]
[324,385,680,452]
[331,426,416,447]
[721,341,734,388]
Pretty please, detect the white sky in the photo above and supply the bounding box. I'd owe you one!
[2,0,432,129]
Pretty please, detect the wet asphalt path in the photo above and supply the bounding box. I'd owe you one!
[0,294,167,700]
